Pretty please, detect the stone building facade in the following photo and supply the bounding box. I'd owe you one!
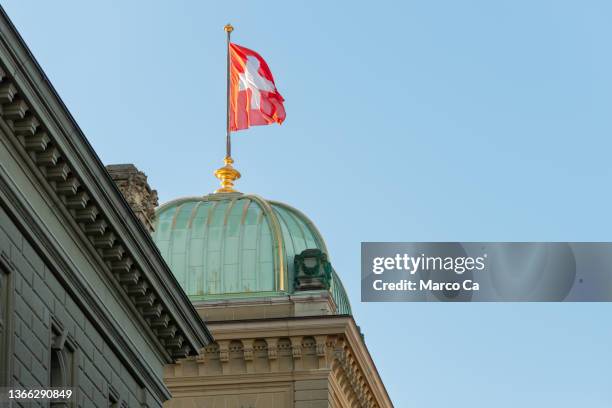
[0,7,212,407]
[152,195,393,407]
[165,309,391,407]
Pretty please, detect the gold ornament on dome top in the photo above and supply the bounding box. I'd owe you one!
[214,156,241,193]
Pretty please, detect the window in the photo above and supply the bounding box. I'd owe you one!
[0,261,11,386]
[50,318,76,408]
[108,386,119,408]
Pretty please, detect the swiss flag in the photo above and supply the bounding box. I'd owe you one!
[229,43,286,131]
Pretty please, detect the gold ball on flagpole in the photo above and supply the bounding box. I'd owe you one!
[224,24,234,33]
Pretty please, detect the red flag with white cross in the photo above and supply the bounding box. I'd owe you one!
[228,43,286,131]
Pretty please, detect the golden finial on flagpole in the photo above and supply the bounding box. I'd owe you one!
[224,23,234,33]
[214,156,241,193]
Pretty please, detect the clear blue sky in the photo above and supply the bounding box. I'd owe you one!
[3,1,611,406]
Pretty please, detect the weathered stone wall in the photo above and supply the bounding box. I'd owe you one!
[0,206,154,408]
[294,379,331,408]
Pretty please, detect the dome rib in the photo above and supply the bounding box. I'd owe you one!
[269,200,329,256]
[247,194,286,292]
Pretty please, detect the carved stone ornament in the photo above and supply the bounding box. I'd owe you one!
[294,248,332,291]
[106,164,159,232]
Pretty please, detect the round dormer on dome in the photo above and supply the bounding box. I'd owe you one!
[151,193,351,315]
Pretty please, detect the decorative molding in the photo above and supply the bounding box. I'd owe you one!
[218,341,230,363]
[315,335,327,357]
[165,332,387,407]
[242,339,254,361]
[265,338,278,360]
[290,336,303,359]
[332,337,379,408]
[166,334,380,408]
[164,316,395,407]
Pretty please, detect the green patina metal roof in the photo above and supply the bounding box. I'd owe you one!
[151,193,351,314]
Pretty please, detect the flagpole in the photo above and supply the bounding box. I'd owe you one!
[214,23,241,193]
[225,23,233,158]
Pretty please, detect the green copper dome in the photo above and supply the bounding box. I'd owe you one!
[151,193,351,314]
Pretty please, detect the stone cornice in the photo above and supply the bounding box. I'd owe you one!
[165,370,329,386]
[167,315,393,407]
[0,6,212,362]
[206,315,354,339]
[342,317,394,407]
[332,336,380,408]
